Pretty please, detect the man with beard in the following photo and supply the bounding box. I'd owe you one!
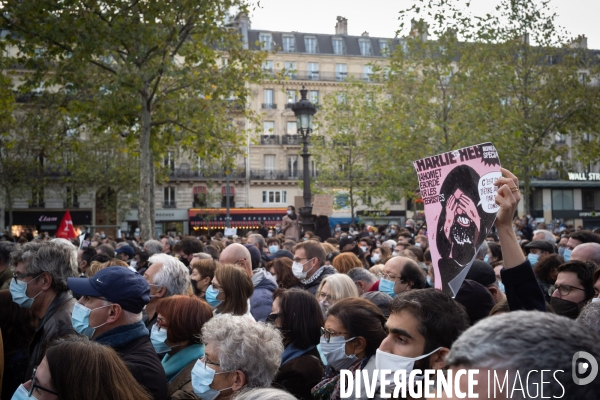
[436,165,496,294]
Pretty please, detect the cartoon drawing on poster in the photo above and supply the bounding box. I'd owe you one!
[413,142,501,296]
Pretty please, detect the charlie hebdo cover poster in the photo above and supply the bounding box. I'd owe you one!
[413,143,501,297]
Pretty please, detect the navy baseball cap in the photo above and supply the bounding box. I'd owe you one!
[244,244,262,266]
[115,245,135,257]
[68,266,150,314]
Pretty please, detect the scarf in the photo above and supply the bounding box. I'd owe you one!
[95,321,148,349]
[312,355,371,400]
[281,344,316,365]
[301,266,326,286]
[162,343,205,382]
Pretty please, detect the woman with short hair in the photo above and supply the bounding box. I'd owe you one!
[268,289,324,399]
[316,274,359,316]
[312,298,387,400]
[207,264,254,318]
[150,295,213,396]
[370,245,391,266]
[331,252,362,274]
[190,259,218,299]
[266,258,302,289]
[15,335,151,400]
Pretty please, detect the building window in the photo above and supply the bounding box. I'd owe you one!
[582,190,600,210]
[332,37,345,55]
[531,188,543,211]
[363,65,373,81]
[286,90,297,104]
[259,33,272,51]
[379,40,390,55]
[286,121,297,135]
[164,187,176,207]
[305,37,318,54]
[359,39,372,56]
[287,156,298,178]
[164,151,175,171]
[309,90,319,104]
[262,190,287,204]
[579,72,588,84]
[310,159,317,177]
[30,187,45,208]
[282,35,295,52]
[552,189,573,210]
[336,64,347,81]
[337,92,347,105]
[66,187,79,208]
[193,186,207,208]
[554,132,566,144]
[284,61,296,79]
[262,60,274,73]
[263,89,275,109]
[263,121,274,135]
[264,154,276,171]
[221,186,235,208]
[308,62,319,80]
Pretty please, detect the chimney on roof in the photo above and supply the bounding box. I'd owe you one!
[570,35,588,49]
[362,31,369,37]
[336,16,348,35]
[410,19,428,42]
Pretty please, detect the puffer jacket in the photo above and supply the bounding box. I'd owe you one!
[250,268,278,322]
[26,290,76,379]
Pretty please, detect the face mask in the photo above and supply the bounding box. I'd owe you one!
[287,210,292,215]
[205,285,222,308]
[426,276,433,287]
[369,232,373,236]
[558,247,566,257]
[9,275,43,308]
[549,297,581,319]
[190,279,200,296]
[371,254,381,263]
[484,255,489,263]
[100,234,106,239]
[498,280,505,293]
[527,253,539,266]
[415,242,421,248]
[267,233,273,238]
[12,384,38,400]
[269,245,279,254]
[563,249,572,262]
[376,243,381,248]
[191,359,232,400]
[71,302,110,338]
[335,227,341,232]
[349,230,355,234]
[592,298,600,303]
[320,336,357,371]
[319,299,330,316]
[360,246,369,253]
[390,229,396,235]
[375,234,380,239]
[375,347,442,386]
[302,238,308,241]
[292,258,313,280]
[379,278,396,298]
[392,251,399,257]
[150,324,173,353]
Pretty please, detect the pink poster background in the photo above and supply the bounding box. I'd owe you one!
[413,142,501,296]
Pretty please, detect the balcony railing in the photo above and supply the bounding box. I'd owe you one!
[261,103,277,109]
[63,201,80,208]
[250,170,300,180]
[163,201,177,208]
[169,166,246,180]
[284,103,294,109]
[282,134,300,145]
[272,70,381,83]
[260,135,280,145]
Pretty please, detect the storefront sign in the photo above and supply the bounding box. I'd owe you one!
[579,211,599,218]
[568,172,600,181]
[6,210,92,226]
[125,209,188,221]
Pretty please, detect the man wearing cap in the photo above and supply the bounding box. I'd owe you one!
[466,260,507,304]
[524,240,554,267]
[68,266,168,400]
[115,245,135,266]
[243,243,278,322]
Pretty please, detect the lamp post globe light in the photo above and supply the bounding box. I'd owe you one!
[292,85,317,234]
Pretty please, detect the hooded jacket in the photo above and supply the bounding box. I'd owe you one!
[250,268,278,322]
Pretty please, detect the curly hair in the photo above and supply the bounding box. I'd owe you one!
[202,314,283,388]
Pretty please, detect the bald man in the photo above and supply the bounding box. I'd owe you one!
[379,256,426,298]
[571,242,600,266]
[219,243,277,322]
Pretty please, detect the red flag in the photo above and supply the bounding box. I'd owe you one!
[56,210,77,239]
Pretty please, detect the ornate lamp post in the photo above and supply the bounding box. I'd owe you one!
[292,86,317,233]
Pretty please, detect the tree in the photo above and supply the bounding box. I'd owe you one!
[312,81,389,224]
[1,1,266,239]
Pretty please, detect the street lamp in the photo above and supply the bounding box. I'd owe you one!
[292,85,317,233]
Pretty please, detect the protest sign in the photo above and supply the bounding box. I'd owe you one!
[312,195,335,216]
[413,142,501,296]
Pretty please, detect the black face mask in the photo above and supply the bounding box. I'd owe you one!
[549,297,581,319]
[190,279,200,296]
[265,313,280,325]
[179,256,190,267]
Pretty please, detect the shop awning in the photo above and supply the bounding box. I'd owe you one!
[222,186,235,195]
[193,186,207,195]
[189,208,286,229]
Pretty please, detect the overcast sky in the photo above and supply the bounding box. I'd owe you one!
[249,0,600,49]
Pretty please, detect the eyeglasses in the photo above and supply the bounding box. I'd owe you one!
[318,292,332,302]
[381,273,401,283]
[549,284,586,297]
[12,272,41,284]
[29,366,58,397]
[200,356,221,368]
[320,327,350,343]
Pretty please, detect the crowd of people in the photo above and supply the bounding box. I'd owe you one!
[1,168,600,399]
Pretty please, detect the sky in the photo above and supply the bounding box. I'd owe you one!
[249,0,600,49]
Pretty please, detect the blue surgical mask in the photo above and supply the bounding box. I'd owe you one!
[371,254,381,264]
[379,278,396,298]
[150,324,172,353]
[205,285,222,308]
[558,247,566,257]
[563,249,572,262]
[498,281,505,293]
[426,276,433,287]
[11,384,37,400]
[9,275,43,308]
[415,242,421,248]
[320,336,357,370]
[527,253,539,266]
[390,229,396,235]
[191,359,232,400]
[71,302,110,338]
[268,245,279,254]
[484,255,490,263]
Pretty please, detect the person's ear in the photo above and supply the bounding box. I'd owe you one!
[106,304,122,324]
[40,272,53,290]
[429,347,450,370]
[487,286,499,301]
[157,286,167,298]
[201,276,211,286]
[230,370,247,392]
[350,337,367,356]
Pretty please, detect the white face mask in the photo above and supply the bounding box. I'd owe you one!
[392,251,399,257]
[321,336,358,371]
[375,347,442,390]
[360,246,369,253]
[287,210,292,215]
[292,258,314,280]
[592,298,600,303]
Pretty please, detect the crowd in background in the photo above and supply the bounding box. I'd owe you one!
[1,168,600,399]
